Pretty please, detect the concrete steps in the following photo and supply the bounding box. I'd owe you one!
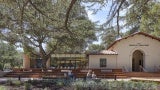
[4,72,64,78]
[97,72,127,78]
[125,72,160,77]
[4,69,127,79]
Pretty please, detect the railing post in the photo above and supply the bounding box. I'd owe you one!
[18,75,21,81]
[139,65,147,72]
[122,66,128,72]
[114,74,117,80]
[139,65,142,72]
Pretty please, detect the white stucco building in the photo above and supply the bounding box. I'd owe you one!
[89,32,160,72]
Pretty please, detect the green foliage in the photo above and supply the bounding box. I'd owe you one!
[6,79,12,86]
[101,27,124,48]
[125,1,160,37]
[101,28,117,47]
[0,64,3,70]
[0,41,22,69]
[72,80,158,90]
[24,83,31,90]
[0,86,6,90]
[86,44,105,53]
[9,80,22,87]
[27,78,72,89]
[0,0,97,68]
[140,2,160,37]
[96,0,160,44]
[126,0,148,30]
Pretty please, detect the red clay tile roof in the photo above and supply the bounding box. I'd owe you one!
[89,50,118,55]
[107,32,160,50]
[100,50,118,55]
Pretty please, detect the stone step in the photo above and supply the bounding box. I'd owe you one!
[125,72,160,77]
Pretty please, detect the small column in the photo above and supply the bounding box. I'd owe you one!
[23,54,30,68]
[69,60,71,69]
[46,58,51,68]
[74,60,76,69]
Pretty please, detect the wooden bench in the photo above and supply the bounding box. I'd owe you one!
[42,73,66,79]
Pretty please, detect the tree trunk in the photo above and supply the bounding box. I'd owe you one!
[41,56,50,69]
[42,59,47,68]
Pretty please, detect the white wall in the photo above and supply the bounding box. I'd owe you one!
[89,55,117,69]
[109,34,160,72]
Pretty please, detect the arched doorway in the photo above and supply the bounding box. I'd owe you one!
[132,50,144,72]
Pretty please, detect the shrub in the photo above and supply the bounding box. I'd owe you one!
[6,79,12,86]
[72,79,158,90]
[0,63,3,70]
[24,83,31,90]
[26,78,72,89]
[0,86,6,90]
[12,80,22,86]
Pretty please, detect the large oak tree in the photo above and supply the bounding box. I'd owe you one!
[0,0,96,68]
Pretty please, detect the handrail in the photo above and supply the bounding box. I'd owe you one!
[122,66,128,72]
[154,65,160,72]
[139,65,147,72]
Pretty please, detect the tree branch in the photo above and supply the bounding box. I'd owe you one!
[28,0,58,22]
[17,0,29,33]
[64,0,77,34]
[105,0,125,25]
[46,41,62,58]
[116,0,125,36]
[117,10,120,36]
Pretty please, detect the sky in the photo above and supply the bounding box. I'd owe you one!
[85,2,129,44]
[84,3,109,44]
[84,2,109,25]
[87,9,107,25]
[87,10,104,44]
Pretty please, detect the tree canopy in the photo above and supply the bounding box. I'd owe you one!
[0,41,22,70]
[0,0,97,68]
[1,0,160,68]
[85,0,160,46]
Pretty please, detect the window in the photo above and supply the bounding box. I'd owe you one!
[100,58,107,67]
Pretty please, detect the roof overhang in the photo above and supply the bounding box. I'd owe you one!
[107,32,160,50]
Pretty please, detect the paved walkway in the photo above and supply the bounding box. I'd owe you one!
[1,77,160,82]
[131,77,160,82]
[0,77,131,82]
[0,77,42,82]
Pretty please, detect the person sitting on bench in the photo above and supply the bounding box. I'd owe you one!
[86,70,92,79]
[92,71,97,79]
[68,70,74,79]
